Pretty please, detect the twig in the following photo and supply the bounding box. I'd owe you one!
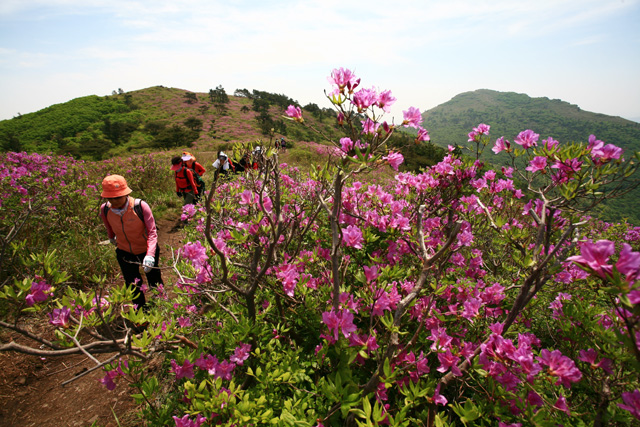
[61,353,120,386]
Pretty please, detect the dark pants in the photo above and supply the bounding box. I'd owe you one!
[116,246,163,309]
[182,191,196,205]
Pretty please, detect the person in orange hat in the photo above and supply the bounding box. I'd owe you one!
[99,175,163,310]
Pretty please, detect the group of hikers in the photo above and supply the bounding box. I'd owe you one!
[171,147,265,205]
[98,145,270,313]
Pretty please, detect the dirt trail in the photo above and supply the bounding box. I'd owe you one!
[0,215,186,427]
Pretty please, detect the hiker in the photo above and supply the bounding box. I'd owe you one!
[252,146,264,170]
[99,174,163,310]
[238,153,255,171]
[181,151,206,197]
[211,151,239,178]
[171,156,200,204]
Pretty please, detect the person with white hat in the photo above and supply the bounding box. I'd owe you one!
[211,150,237,178]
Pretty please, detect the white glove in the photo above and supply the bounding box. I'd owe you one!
[143,256,155,273]
[109,237,117,245]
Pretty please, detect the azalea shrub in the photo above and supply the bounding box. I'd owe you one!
[1,69,640,427]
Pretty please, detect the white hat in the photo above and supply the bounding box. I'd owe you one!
[181,155,191,161]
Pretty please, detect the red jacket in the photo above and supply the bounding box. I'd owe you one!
[187,161,206,177]
[100,197,158,256]
[174,165,199,194]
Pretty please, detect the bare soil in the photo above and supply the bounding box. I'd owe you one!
[0,215,186,427]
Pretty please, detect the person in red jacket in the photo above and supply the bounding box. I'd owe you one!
[181,151,206,177]
[171,156,199,204]
[99,174,163,310]
[181,151,206,197]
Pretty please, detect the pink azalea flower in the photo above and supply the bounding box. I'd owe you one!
[491,137,510,154]
[377,90,396,112]
[537,349,582,387]
[616,243,640,282]
[416,127,430,142]
[173,414,207,427]
[195,353,219,375]
[327,68,360,93]
[526,156,547,173]
[566,240,615,279]
[182,241,209,268]
[363,265,379,283]
[216,360,235,380]
[285,105,303,122]
[342,225,364,249]
[353,87,378,112]
[340,137,355,153]
[514,129,539,149]
[361,118,380,135]
[402,107,423,128]
[543,137,559,149]
[618,389,640,420]
[171,359,195,380]
[383,152,404,171]
[554,395,571,415]
[25,278,51,306]
[99,371,118,390]
[230,343,252,366]
[48,307,71,328]
[433,383,447,406]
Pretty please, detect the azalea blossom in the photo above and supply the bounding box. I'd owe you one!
[416,127,430,142]
[492,137,510,154]
[342,225,364,249]
[353,87,378,112]
[376,89,396,112]
[285,105,303,122]
[25,277,52,306]
[537,349,582,387]
[171,359,195,380]
[514,129,539,149]
[567,240,615,279]
[48,307,71,328]
[173,414,207,427]
[327,67,360,93]
[526,156,547,173]
[383,151,404,171]
[618,389,640,420]
[402,107,423,128]
[230,343,252,366]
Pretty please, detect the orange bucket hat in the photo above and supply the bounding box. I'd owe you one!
[101,175,133,198]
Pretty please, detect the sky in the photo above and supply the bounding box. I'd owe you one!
[1,0,639,124]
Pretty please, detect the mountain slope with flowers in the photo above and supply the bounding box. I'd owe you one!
[0,85,639,223]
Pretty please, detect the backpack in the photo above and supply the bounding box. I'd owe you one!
[103,198,158,231]
[176,165,204,199]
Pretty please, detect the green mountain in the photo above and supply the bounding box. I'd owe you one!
[0,86,344,159]
[422,89,640,225]
[423,89,640,152]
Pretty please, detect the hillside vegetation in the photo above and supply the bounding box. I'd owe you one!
[422,89,640,224]
[1,86,638,223]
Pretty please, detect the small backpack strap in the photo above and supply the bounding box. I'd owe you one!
[103,203,110,218]
[133,198,144,222]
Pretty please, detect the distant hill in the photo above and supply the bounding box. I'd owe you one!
[422,89,640,225]
[423,89,640,154]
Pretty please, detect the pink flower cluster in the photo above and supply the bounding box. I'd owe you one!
[25,277,52,306]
